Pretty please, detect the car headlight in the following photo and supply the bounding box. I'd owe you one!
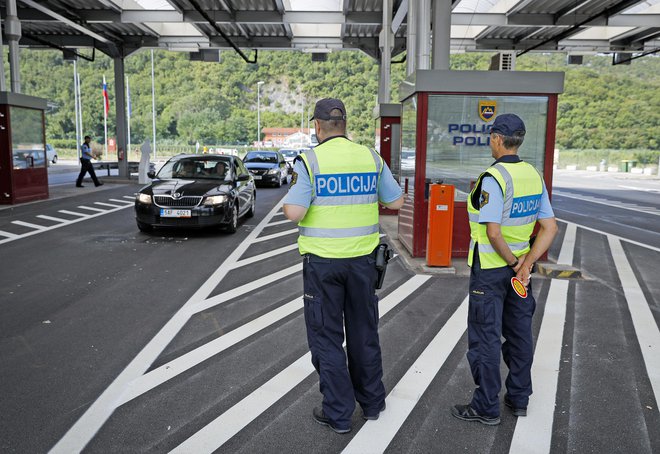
[204,195,228,205]
[137,193,152,204]
[268,168,279,174]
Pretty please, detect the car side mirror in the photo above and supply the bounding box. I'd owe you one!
[147,171,156,179]
[237,174,250,181]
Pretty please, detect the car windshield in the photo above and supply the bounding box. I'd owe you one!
[157,157,231,180]
[402,150,415,159]
[244,152,278,163]
[279,150,299,158]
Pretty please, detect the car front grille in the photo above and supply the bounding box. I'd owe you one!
[153,195,203,207]
[249,169,268,176]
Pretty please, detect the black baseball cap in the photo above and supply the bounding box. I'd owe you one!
[491,113,526,136]
[310,98,347,121]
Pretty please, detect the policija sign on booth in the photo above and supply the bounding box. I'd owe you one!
[394,70,564,259]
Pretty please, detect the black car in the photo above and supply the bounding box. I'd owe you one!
[243,151,288,187]
[134,154,256,233]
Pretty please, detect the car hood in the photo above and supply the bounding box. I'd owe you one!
[143,179,232,196]
[244,162,278,170]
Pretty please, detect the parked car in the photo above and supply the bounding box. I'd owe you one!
[279,148,301,174]
[134,154,256,233]
[46,144,58,164]
[242,150,288,187]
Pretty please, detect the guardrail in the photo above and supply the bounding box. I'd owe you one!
[92,161,155,176]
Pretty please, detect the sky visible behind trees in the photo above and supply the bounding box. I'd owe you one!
[10,48,660,150]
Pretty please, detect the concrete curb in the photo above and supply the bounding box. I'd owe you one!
[536,263,582,279]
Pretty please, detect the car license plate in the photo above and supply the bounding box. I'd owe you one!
[253,175,262,180]
[160,209,191,218]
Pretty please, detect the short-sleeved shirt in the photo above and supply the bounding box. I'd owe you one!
[284,146,402,208]
[81,143,93,160]
[478,175,554,224]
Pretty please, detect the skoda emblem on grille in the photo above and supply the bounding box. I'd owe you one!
[172,192,182,199]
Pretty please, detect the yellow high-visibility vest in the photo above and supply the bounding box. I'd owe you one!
[467,161,543,269]
[298,137,383,258]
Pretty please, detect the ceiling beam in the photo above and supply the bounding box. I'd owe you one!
[19,0,112,44]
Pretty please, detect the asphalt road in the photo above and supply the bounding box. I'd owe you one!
[0,168,658,453]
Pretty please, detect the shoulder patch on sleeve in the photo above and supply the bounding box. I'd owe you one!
[480,190,490,208]
[290,171,298,187]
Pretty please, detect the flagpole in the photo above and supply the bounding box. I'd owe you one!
[151,49,157,161]
[73,60,81,159]
[77,71,83,156]
[126,76,131,161]
[103,75,108,160]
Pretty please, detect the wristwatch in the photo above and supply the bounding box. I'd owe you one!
[508,258,519,268]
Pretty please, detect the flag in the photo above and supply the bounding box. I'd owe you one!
[102,75,110,115]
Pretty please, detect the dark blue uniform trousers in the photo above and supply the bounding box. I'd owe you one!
[303,253,386,430]
[467,252,536,417]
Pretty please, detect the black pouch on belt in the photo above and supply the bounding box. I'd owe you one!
[374,244,393,290]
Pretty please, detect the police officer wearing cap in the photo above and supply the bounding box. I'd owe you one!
[451,113,558,425]
[283,98,404,434]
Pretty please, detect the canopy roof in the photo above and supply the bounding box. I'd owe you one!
[2,0,658,60]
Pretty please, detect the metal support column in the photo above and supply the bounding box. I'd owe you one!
[432,0,451,70]
[0,17,6,91]
[113,57,129,178]
[417,0,431,70]
[5,0,21,93]
[406,0,417,76]
[378,0,393,103]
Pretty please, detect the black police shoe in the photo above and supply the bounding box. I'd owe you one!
[95,182,104,187]
[362,401,387,421]
[312,407,351,434]
[504,394,527,417]
[450,404,501,426]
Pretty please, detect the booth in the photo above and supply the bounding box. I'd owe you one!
[394,70,565,258]
[374,103,402,215]
[0,92,49,204]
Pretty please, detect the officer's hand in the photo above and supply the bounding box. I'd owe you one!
[516,256,533,288]
[512,253,527,273]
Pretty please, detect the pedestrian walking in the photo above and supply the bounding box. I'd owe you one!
[283,98,404,434]
[76,135,103,187]
[451,113,558,425]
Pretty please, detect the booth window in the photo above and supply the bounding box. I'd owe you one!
[10,106,46,169]
[426,95,548,201]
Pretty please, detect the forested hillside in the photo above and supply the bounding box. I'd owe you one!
[9,48,660,150]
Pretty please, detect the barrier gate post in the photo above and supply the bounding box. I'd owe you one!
[426,184,454,266]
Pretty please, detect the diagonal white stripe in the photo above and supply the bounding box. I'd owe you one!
[76,206,106,213]
[119,297,304,406]
[252,228,298,243]
[231,244,299,269]
[266,219,292,227]
[343,296,468,454]
[36,215,70,223]
[12,220,48,230]
[170,275,431,454]
[94,202,123,208]
[49,197,288,454]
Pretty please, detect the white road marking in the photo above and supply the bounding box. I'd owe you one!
[11,220,48,230]
[58,210,89,217]
[0,230,18,238]
[109,198,133,205]
[119,297,304,405]
[170,275,431,454]
[123,195,136,200]
[608,237,660,404]
[266,219,291,227]
[190,264,303,314]
[509,223,576,454]
[77,206,106,213]
[557,218,660,253]
[36,215,70,223]
[554,190,659,216]
[231,244,298,269]
[343,296,469,454]
[252,228,298,243]
[1,203,133,246]
[94,201,123,208]
[618,185,660,193]
[49,197,288,454]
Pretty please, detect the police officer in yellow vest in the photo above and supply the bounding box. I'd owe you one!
[451,113,558,426]
[284,98,404,434]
